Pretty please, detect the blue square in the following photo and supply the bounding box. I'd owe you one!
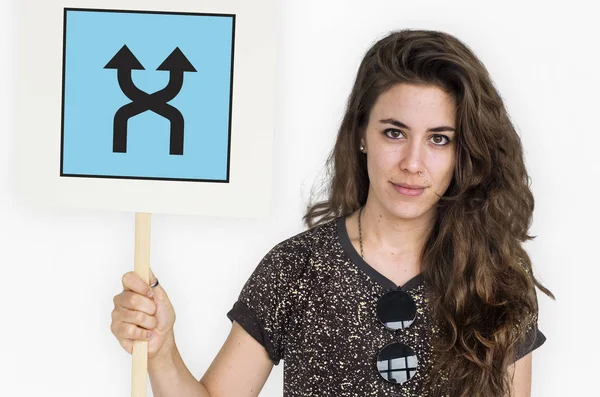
[61,8,235,182]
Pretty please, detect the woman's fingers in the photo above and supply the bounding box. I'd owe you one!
[114,290,156,315]
[122,271,154,298]
[112,307,158,330]
[111,321,152,341]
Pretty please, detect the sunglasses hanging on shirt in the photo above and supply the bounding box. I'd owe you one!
[375,289,419,384]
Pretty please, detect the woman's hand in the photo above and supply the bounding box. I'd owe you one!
[111,269,177,360]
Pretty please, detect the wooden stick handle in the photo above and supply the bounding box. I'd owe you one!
[132,213,151,397]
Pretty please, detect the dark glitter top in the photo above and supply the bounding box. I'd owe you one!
[227,216,546,396]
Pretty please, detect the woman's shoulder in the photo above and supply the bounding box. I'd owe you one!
[269,216,341,257]
[241,217,342,302]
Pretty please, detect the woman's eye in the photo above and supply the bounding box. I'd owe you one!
[430,135,450,146]
[384,129,404,139]
[384,129,451,146]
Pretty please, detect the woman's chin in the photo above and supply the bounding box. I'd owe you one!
[386,203,436,222]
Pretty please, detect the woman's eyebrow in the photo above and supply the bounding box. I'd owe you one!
[379,118,456,133]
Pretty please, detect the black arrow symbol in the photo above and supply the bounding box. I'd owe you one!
[153,47,197,102]
[104,46,197,155]
[104,45,147,102]
[151,47,197,154]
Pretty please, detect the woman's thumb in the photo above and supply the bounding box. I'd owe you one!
[149,267,157,285]
[149,267,167,299]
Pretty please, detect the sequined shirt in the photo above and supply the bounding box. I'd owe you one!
[226,216,546,396]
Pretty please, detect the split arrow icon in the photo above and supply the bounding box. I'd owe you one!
[104,45,197,155]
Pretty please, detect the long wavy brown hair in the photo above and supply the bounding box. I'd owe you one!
[302,29,554,397]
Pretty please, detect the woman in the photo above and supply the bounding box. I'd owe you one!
[111,29,553,397]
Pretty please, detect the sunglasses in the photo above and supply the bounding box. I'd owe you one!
[375,289,419,384]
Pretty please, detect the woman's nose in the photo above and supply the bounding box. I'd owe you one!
[400,140,425,174]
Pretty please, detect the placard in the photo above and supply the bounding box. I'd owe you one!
[18,0,275,217]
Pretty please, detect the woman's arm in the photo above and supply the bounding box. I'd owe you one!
[200,321,275,396]
[148,321,274,397]
[506,352,533,397]
[148,332,208,397]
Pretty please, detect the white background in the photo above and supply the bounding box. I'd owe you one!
[1,1,598,396]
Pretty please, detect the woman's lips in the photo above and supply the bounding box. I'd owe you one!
[392,183,425,196]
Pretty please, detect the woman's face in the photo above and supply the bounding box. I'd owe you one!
[362,83,457,222]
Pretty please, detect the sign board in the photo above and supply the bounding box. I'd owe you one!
[18,0,276,218]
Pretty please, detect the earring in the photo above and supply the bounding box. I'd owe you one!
[360,144,366,153]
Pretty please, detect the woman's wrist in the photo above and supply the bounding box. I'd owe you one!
[148,330,177,369]
[147,331,206,397]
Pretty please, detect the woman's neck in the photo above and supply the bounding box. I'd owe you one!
[357,202,435,260]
